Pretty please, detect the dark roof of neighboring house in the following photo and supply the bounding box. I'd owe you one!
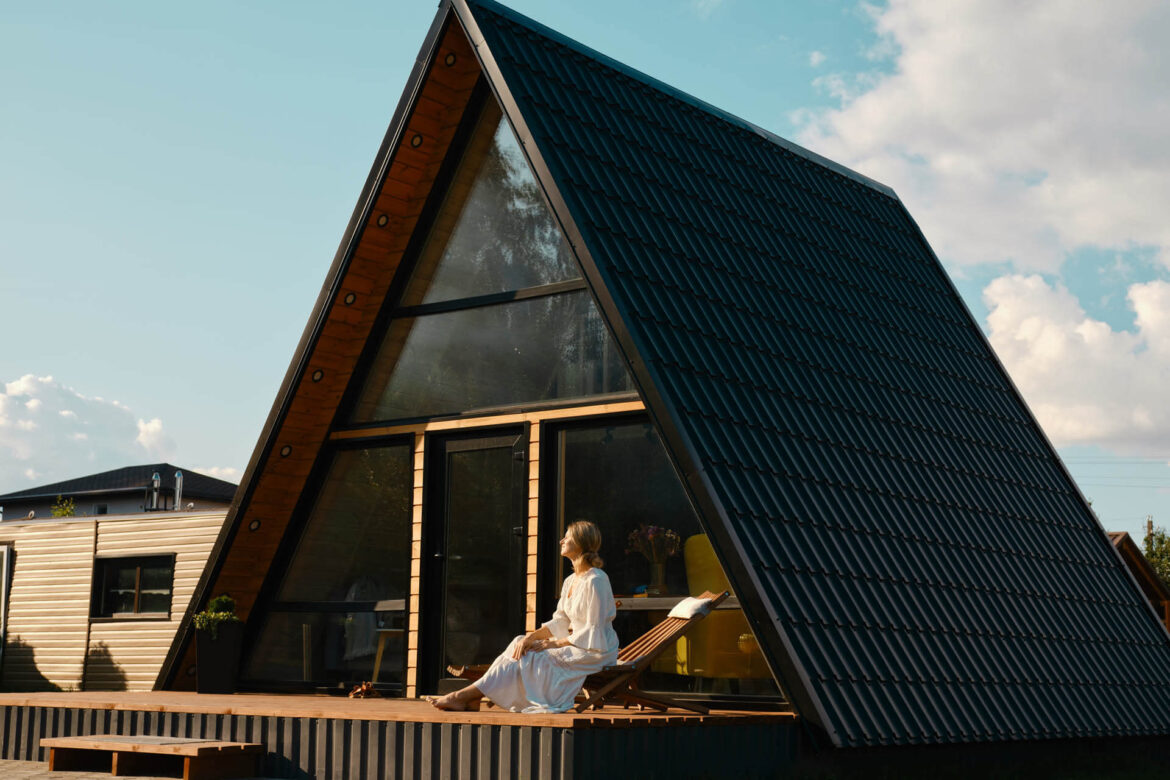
[0,464,237,504]
[457,0,1170,746]
[1109,531,1170,608]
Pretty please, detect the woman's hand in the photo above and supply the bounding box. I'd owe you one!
[513,630,554,660]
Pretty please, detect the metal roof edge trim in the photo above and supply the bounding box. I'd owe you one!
[462,0,895,200]
[154,2,458,690]
[893,195,1170,649]
[453,0,839,746]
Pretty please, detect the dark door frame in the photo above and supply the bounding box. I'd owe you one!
[418,423,529,693]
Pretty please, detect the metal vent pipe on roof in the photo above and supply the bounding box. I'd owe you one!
[151,472,160,511]
[174,470,183,511]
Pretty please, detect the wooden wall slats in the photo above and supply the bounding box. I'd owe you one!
[0,513,221,692]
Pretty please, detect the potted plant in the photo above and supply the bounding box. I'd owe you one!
[194,594,244,694]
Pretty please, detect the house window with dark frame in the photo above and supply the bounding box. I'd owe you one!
[91,555,174,618]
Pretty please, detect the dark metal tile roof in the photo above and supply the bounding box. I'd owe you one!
[460,0,1170,747]
[0,463,237,503]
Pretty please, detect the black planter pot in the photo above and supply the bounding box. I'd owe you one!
[195,621,244,694]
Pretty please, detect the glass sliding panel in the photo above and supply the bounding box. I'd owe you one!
[243,444,412,691]
[553,420,780,698]
[399,100,580,308]
[352,291,634,423]
[437,439,526,675]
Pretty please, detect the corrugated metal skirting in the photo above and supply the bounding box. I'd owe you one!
[0,705,797,779]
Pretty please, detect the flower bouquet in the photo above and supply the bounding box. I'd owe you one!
[626,524,681,595]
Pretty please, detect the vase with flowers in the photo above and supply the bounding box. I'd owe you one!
[626,524,681,596]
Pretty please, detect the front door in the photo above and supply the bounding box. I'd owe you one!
[421,429,527,692]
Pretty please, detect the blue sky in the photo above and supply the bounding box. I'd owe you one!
[3,0,1170,541]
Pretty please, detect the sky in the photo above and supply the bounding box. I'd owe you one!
[3,0,1170,541]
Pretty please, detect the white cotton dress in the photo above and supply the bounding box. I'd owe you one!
[475,567,620,713]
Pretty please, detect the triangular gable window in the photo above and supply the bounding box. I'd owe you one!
[399,101,581,305]
[350,100,634,423]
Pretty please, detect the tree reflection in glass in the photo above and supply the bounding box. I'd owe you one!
[351,99,634,424]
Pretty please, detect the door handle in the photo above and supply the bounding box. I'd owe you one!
[512,526,525,538]
[433,552,444,559]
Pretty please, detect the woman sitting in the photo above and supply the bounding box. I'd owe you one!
[427,520,619,713]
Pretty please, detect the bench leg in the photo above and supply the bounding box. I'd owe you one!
[50,746,112,772]
[184,752,260,780]
[113,750,183,777]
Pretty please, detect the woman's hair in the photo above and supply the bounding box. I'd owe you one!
[567,520,604,568]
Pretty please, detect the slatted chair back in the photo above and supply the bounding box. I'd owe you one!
[615,590,729,669]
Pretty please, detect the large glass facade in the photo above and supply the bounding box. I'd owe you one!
[552,419,779,698]
[349,98,634,425]
[353,292,631,422]
[242,444,412,691]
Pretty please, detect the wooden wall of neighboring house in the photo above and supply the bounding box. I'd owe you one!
[0,519,94,690]
[0,511,223,692]
[334,399,646,696]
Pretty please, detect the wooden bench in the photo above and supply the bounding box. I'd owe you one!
[41,735,263,780]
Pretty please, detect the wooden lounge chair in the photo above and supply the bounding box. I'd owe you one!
[445,590,730,714]
[575,589,729,714]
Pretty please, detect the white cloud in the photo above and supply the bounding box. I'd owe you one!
[796,0,1170,272]
[985,275,1170,453]
[692,0,724,20]
[809,50,826,67]
[193,466,242,482]
[135,417,175,459]
[0,375,176,491]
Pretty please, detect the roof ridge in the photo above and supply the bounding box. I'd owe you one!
[463,0,896,198]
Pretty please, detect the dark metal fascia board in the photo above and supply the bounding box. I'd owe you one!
[893,193,1170,648]
[462,0,894,199]
[451,0,836,745]
[154,2,458,690]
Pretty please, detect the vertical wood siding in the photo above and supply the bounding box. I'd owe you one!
[0,512,222,692]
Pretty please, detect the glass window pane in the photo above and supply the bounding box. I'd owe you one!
[139,564,172,591]
[138,590,171,614]
[399,100,580,307]
[244,444,412,692]
[242,610,406,691]
[276,446,413,604]
[351,291,634,422]
[556,420,780,698]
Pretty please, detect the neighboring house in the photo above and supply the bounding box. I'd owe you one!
[157,0,1170,758]
[1108,531,1170,631]
[0,464,237,521]
[0,510,225,691]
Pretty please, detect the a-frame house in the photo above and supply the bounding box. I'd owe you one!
[160,0,1170,752]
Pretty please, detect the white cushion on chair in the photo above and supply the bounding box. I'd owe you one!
[668,596,713,619]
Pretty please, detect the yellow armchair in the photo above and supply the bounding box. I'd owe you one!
[655,534,769,679]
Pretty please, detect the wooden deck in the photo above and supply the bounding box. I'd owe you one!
[0,691,794,729]
[0,692,800,778]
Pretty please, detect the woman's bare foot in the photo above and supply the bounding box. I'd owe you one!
[425,691,481,711]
